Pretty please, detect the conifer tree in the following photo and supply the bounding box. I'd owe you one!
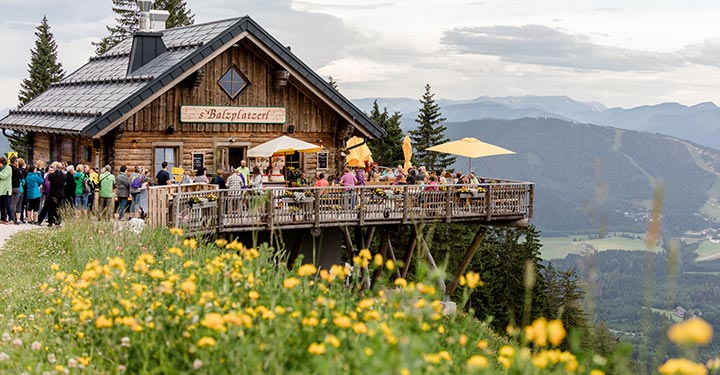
[409,84,455,172]
[367,100,404,167]
[94,0,195,55]
[15,16,65,158]
[18,16,65,105]
[154,0,194,28]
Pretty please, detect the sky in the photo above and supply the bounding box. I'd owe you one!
[2,0,720,111]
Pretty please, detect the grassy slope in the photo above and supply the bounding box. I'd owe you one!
[541,235,662,260]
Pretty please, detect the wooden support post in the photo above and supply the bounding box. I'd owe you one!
[446,226,486,296]
[370,230,390,288]
[365,227,376,250]
[355,226,365,250]
[528,184,534,218]
[485,185,493,220]
[386,239,402,279]
[419,233,446,295]
[358,187,365,225]
[314,188,321,229]
[402,224,423,278]
[287,235,304,269]
[341,226,355,258]
[445,188,453,223]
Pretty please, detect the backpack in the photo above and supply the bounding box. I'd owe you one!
[130,175,143,190]
[83,176,94,194]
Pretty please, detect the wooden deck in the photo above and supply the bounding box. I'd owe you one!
[149,179,534,234]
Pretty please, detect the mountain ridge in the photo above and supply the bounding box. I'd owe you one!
[353,96,720,149]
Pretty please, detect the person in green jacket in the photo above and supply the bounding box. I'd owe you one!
[98,166,115,218]
[73,164,88,211]
[0,157,11,223]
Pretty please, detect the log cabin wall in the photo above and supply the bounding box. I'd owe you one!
[113,40,346,177]
[32,133,105,169]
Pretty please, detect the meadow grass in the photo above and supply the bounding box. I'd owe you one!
[0,216,713,374]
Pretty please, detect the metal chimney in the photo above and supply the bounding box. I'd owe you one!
[137,0,153,31]
[149,10,170,31]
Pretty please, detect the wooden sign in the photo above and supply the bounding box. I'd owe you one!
[180,106,286,124]
[171,167,185,182]
[317,152,328,170]
[192,153,204,170]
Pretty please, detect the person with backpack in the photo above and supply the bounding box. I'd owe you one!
[129,166,144,215]
[115,166,131,220]
[64,165,76,208]
[86,166,98,211]
[9,156,23,224]
[25,165,43,224]
[74,164,89,210]
[98,166,115,218]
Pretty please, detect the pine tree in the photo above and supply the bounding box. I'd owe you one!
[94,0,195,55]
[94,0,139,55]
[409,84,455,172]
[154,0,194,28]
[367,100,404,167]
[15,16,65,158]
[18,16,65,105]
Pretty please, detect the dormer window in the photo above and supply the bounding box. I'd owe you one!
[218,65,250,99]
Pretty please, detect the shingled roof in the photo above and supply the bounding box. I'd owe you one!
[0,17,384,138]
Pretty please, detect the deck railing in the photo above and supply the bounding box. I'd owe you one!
[162,182,533,234]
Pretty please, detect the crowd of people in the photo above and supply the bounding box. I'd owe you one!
[326,163,485,192]
[0,157,153,227]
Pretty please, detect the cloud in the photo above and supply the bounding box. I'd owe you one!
[682,39,720,67]
[441,24,683,72]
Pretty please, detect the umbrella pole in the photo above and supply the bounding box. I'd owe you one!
[468,158,471,175]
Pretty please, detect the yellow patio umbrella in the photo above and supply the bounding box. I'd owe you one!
[402,135,412,171]
[345,136,373,168]
[426,137,515,173]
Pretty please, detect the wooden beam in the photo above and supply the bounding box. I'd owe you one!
[365,227,376,250]
[419,233,446,295]
[446,226,486,296]
[402,224,423,278]
[386,239,402,279]
[286,235,304,269]
[370,230,390,288]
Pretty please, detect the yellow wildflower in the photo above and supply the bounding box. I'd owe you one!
[50,263,60,271]
[394,278,407,287]
[201,313,226,332]
[333,315,352,329]
[547,319,566,346]
[148,269,165,279]
[324,334,341,348]
[169,227,184,236]
[364,347,374,356]
[283,277,301,289]
[308,342,325,355]
[467,355,489,369]
[167,247,183,257]
[78,356,91,366]
[358,298,374,310]
[215,239,228,248]
[183,238,197,249]
[658,358,708,375]
[358,248,372,260]
[464,271,483,288]
[297,264,317,277]
[373,254,383,267]
[197,337,216,347]
[95,315,113,328]
[248,290,259,300]
[385,259,395,271]
[181,280,197,296]
[590,370,606,375]
[667,318,713,346]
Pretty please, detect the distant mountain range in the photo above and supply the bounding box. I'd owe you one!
[407,118,719,236]
[353,96,720,150]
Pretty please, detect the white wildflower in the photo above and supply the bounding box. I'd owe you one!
[47,353,56,363]
[1,333,10,341]
[11,338,22,347]
[67,358,77,368]
[31,341,41,351]
[193,359,203,370]
[0,352,9,361]
[121,337,130,347]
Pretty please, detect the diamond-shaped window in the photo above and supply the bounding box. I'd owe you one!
[218,66,250,99]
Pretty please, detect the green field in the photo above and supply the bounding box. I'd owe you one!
[541,234,662,260]
[695,240,720,261]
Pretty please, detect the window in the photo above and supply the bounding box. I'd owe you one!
[154,147,178,175]
[285,152,302,180]
[218,65,250,99]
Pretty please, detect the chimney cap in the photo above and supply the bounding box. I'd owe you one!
[137,0,152,12]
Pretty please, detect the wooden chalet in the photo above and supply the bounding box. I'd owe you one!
[0,15,383,177]
[0,7,536,292]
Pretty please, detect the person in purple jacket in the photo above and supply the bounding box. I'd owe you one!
[340,168,357,210]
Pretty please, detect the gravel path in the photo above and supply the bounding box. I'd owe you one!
[0,223,41,250]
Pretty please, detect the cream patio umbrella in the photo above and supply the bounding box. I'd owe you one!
[426,137,515,173]
[402,135,412,171]
[247,135,322,157]
[345,136,374,168]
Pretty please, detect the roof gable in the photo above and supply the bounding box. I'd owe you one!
[1,17,383,138]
